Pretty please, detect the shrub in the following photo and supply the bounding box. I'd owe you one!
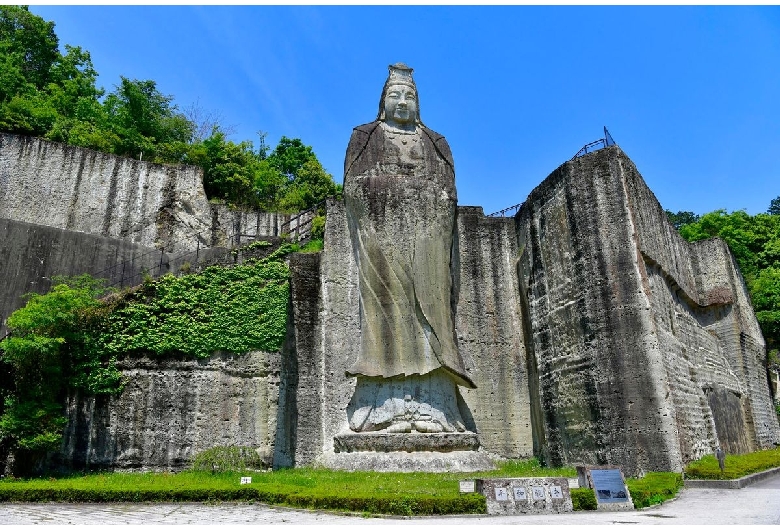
[570,487,597,510]
[625,472,683,509]
[191,446,269,473]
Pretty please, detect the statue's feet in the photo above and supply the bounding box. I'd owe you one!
[412,420,444,433]
[385,421,412,433]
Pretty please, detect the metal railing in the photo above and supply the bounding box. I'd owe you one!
[571,126,616,160]
[22,200,330,292]
[488,202,524,218]
[487,127,617,218]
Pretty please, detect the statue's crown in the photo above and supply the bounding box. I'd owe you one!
[387,62,416,88]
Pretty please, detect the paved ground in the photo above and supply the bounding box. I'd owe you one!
[1,473,779,525]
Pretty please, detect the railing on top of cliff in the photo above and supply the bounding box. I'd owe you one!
[79,197,336,289]
[276,197,330,244]
[570,126,616,161]
[487,128,617,218]
[487,202,525,217]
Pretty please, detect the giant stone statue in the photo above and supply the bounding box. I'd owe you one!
[343,63,476,436]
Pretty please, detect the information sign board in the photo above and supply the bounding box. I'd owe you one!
[589,468,629,503]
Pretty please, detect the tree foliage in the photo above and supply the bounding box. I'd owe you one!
[0,275,120,455]
[665,210,700,231]
[0,5,339,212]
[768,196,780,216]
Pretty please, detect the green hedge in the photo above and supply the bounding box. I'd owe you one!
[0,470,486,515]
[570,488,597,510]
[0,486,485,515]
[625,472,683,509]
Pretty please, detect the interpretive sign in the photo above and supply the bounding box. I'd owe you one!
[577,466,634,511]
[459,480,476,494]
[476,477,573,515]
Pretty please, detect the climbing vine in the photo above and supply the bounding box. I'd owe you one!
[97,246,292,358]
[0,244,295,458]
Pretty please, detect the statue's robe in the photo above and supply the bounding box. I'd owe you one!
[343,121,475,389]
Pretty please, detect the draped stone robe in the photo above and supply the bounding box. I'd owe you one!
[343,120,475,389]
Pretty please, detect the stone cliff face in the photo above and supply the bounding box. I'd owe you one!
[59,352,283,471]
[287,146,778,475]
[0,133,311,254]
[515,146,779,473]
[2,133,777,476]
[0,133,313,333]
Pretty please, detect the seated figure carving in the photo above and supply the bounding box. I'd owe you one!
[343,63,476,435]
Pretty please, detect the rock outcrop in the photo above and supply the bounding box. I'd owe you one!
[1,133,777,476]
[0,133,309,254]
[59,352,283,471]
[515,145,779,473]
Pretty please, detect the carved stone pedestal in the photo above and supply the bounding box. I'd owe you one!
[334,432,480,453]
[327,431,495,472]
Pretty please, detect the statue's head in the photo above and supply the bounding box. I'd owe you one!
[378,63,421,128]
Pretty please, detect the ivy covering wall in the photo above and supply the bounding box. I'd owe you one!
[0,243,295,458]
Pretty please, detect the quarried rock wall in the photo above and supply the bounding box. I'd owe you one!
[515,146,780,474]
[455,207,533,458]
[59,351,283,471]
[0,133,312,254]
[0,218,179,336]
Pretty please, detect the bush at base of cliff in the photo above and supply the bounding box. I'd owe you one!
[191,446,270,473]
[570,488,597,510]
[0,275,121,460]
[625,472,683,509]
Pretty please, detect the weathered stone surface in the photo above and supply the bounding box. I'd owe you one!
[455,206,534,459]
[0,218,191,336]
[58,351,283,471]
[0,133,312,254]
[515,145,780,474]
[333,432,480,452]
[323,450,495,473]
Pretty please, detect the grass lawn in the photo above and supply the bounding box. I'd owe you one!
[684,446,780,480]
[0,459,680,514]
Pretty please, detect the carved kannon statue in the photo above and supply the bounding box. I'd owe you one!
[343,63,476,434]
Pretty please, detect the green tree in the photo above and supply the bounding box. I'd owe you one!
[665,210,700,231]
[0,6,60,136]
[197,127,276,208]
[103,77,194,162]
[0,275,121,466]
[0,6,58,92]
[768,196,780,216]
[267,136,338,211]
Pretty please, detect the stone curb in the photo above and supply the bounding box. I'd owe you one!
[684,465,780,489]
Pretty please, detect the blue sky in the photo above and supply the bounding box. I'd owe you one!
[30,5,780,217]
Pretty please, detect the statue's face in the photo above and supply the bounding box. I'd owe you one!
[383,84,417,126]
